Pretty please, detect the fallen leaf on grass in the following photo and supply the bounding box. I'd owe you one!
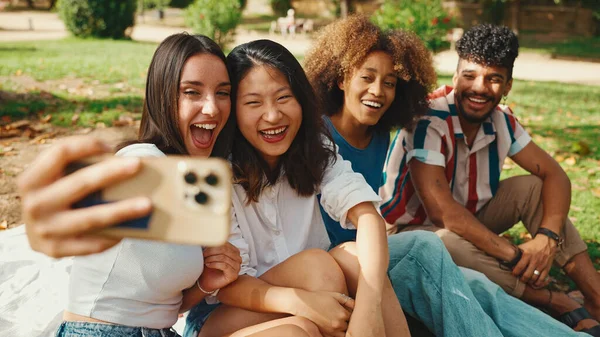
[6,120,30,130]
[571,141,591,156]
[519,232,532,241]
[564,157,576,166]
[113,115,134,127]
[39,90,53,100]
[0,129,21,139]
[75,128,92,135]
[29,131,57,145]
[40,114,52,123]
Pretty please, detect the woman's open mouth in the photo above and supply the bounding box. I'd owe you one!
[190,123,217,149]
[259,126,288,143]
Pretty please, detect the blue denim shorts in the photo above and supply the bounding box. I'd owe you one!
[56,321,181,337]
[183,300,221,337]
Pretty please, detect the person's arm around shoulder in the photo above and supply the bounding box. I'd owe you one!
[18,136,152,258]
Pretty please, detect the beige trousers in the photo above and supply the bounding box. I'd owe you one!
[400,175,588,298]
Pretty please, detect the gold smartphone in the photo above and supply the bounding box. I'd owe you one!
[67,156,231,246]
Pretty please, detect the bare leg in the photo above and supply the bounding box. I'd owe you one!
[329,242,411,337]
[199,249,348,337]
[563,251,600,321]
[225,317,322,337]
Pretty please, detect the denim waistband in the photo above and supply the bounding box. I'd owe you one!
[56,321,181,337]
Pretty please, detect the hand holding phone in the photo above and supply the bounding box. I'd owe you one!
[68,155,232,246]
[18,137,149,257]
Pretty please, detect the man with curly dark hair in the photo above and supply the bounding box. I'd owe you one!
[381,23,600,336]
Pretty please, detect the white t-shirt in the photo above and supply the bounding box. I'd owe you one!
[229,144,381,278]
[67,143,205,329]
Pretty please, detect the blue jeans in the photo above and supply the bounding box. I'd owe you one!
[183,301,220,337]
[56,321,181,337]
[389,231,587,337]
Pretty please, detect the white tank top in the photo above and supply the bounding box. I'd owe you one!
[67,144,204,328]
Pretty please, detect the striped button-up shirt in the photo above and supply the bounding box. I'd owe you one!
[380,85,531,226]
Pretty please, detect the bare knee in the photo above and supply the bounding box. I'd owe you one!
[284,317,322,337]
[298,249,347,294]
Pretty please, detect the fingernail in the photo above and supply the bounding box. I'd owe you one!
[123,158,141,171]
[135,197,152,211]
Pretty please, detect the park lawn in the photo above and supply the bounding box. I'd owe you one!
[519,35,600,62]
[1,40,599,282]
[0,38,156,126]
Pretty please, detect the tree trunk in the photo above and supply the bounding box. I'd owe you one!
[26,0,34,8]
[339,0,348,18]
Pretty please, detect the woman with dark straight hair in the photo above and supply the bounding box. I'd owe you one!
[18,33,315,337]
[185,39,410,337]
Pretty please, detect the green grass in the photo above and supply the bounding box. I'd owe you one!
[519,35,600,61]
[0,38,158,87]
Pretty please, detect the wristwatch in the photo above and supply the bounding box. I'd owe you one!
[536,228,564,247]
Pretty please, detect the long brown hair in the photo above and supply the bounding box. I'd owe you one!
[227,40,336,203]
[121,33,234,157]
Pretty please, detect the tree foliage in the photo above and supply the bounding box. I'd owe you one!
[372,0,457,52]
[57,0,137,39]
[184,0,242,48]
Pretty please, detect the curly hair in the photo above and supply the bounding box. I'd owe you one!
[304,15,437,132]
[456,24,519,79]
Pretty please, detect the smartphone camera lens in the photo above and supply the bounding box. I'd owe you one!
[184,172,197,184]
[205,173,219,186]
[194,191,209,205]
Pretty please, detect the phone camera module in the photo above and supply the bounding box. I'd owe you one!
[205,173,219,186]
[194,191,209,205]
[184,172,197,184]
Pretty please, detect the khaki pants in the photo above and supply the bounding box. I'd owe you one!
[400,175,588,298]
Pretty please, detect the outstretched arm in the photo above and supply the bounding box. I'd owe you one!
[18,136,152,257]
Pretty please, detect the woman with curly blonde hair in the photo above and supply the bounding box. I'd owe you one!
[305,15,589,337]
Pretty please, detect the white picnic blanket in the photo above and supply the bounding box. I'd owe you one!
[0,226,187,337]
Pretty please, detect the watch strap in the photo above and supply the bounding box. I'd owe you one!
[536,228,563,247]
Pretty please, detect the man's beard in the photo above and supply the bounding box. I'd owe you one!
[455,92,497,124]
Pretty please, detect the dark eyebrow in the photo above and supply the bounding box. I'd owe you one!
[461,69,505,80]
[364,67,396,79]
[241,86,290,98]
[180,81,231,87]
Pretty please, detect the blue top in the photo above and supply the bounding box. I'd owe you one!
[319,117,390,246]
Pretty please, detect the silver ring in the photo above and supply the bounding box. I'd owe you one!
[340,293,350,305]
[533,270,541,276]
